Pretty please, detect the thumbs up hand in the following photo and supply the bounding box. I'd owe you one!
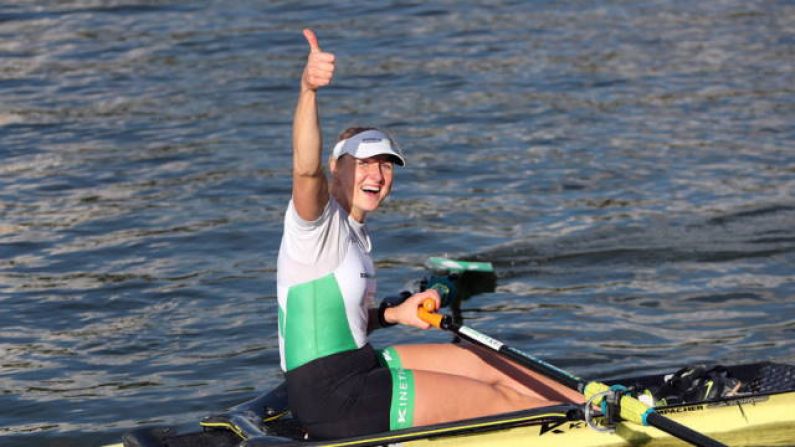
[301,28,336,92]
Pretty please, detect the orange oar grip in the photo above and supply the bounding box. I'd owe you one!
[417,298,443,328]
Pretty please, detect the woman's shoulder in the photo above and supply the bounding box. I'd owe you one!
[285,197,338,229]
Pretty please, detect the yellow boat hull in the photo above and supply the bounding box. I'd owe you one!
[405,391,795,447]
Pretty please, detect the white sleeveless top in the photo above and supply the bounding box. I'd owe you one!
[276,198,376,372]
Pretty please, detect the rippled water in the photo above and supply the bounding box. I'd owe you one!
[1,1,794,446]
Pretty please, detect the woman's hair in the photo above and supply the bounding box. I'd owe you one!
[337,126,376,142]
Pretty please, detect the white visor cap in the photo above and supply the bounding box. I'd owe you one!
[331,129,406,166]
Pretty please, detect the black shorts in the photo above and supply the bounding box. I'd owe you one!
[286,344,393,439]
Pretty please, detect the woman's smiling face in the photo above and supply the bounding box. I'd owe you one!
[331,154,394,222]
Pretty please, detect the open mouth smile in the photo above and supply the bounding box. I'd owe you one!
[362,185,381,196]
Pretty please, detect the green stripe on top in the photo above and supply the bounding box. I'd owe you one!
[388,368,415,430]
[283,273,357,371]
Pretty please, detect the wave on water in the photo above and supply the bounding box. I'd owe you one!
[468,202,795,377]
[1,0,793,445]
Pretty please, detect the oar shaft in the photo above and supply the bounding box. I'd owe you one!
[456,323,584,391]
[419,300,584,391]
[646,412,728,447]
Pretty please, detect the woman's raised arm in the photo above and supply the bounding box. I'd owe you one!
[291,29,335,221]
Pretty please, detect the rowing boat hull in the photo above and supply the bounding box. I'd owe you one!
[400,391,795,447]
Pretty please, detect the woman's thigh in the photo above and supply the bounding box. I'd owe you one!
[393,343,584,403]
[410,368,550,426]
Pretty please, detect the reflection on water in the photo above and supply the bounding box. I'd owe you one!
[1,1,793,445]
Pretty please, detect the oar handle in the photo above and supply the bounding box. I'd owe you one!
[418,298,444,329]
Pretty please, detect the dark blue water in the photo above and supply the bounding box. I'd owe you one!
[1,2,793,446]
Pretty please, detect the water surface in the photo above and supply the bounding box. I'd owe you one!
[1,1,793,446]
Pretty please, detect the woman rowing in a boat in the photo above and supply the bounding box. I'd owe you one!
[276,28,584,439]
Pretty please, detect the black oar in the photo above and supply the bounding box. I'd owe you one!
[417,299,729,447]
